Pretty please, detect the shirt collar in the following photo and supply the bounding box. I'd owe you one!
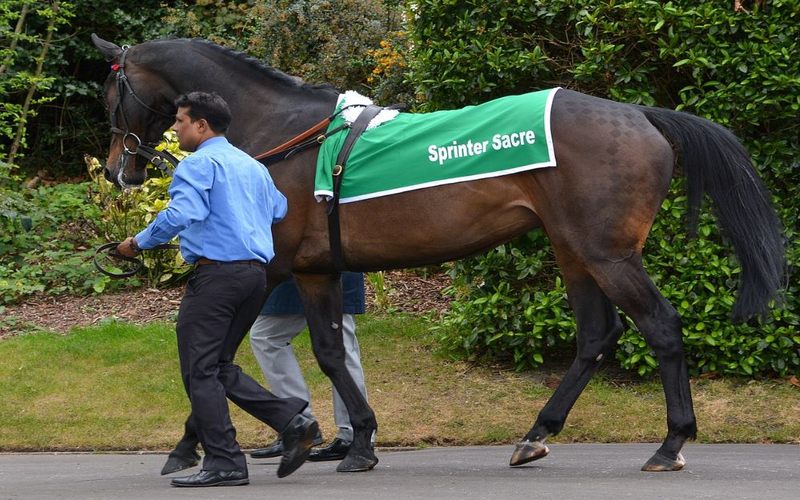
[197,135,228,150]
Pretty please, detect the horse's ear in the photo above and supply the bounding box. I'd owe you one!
[91,33,123,62]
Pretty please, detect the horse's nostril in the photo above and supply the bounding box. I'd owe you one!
[103,168,113,181]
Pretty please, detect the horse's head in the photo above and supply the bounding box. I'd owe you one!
[92,34,177,188]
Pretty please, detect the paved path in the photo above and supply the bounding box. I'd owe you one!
[1,444,797,499]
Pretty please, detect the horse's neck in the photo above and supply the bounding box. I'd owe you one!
[152,44,339,154]
[224,87,338,155]
[196,82,336,155]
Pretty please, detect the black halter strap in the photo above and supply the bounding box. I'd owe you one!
[93,241,180,278]
[115,48,174,119]
[109,47,179,176]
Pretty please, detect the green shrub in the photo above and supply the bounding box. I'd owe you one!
[617,192,800,377]
[408,0,800,377]
[0,181,123,304]
[2,0,174,179]
[244,0,409,98]
[160,0,410,98]
[435,232,574,370]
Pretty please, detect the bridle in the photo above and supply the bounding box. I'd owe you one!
[108,45,180,178]
[94,47,184,277]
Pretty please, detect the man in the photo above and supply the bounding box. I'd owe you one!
[249,272,369,462]
[116,91,317,487]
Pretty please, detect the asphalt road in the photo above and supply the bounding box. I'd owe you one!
[1,444,797,499]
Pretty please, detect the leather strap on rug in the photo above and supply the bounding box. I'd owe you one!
[327,104,384,270]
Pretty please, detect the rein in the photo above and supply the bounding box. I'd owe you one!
[252,108,354,165]
[93,241,180,278]
[253,117,331,163]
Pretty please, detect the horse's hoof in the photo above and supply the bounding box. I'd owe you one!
[160,451,201,475]
[641,451,686,472]
[509,439,549,466]
[336,453,379,472]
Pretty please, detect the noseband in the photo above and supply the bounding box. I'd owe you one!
[109,46,180,177]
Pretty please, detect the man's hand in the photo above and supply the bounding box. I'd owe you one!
[116,237,140,257]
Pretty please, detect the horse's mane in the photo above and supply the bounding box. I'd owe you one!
[145,37,339,93]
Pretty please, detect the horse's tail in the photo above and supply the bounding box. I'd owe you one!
[639,106,785,321]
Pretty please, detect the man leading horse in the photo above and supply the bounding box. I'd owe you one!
[115,91,319,487]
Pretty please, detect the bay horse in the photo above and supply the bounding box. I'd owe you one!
[91,35,784,473]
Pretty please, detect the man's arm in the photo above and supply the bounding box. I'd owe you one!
[116,157,214,257]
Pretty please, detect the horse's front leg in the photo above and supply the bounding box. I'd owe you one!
[295,272,379,472]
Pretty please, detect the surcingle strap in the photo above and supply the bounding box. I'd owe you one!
[327,104,384,271]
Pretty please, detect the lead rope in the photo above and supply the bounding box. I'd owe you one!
[93,242,181,278]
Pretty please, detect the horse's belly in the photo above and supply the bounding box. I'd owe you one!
[337,178,542,270]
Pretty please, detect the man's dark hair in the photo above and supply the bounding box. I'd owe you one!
[174,91,232,133]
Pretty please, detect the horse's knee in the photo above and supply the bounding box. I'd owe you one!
[576,313,624,362]
[641,307,684,359]
[313,346,346,377]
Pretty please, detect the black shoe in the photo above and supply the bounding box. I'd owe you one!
[170,469,249,487]
[161,450,201,475]
[250,437,283,459]
[277,413,319,478]
[251,430,324,459]
[308,437,352,462]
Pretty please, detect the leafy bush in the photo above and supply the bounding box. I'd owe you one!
[617,193,800,377]
[244,0,408,97]
[408,0,800,377]
[1,0,172,179]
[0,132,203,306]
[160,0,411,99]
[364,29,414,105]
[0,181,123,304]
[3,0,412,182]
[435,232,574,370]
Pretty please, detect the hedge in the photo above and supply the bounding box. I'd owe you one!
[407,0,799,377]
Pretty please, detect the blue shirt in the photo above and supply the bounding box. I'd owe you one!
[262,272,366,315]
[135,136,287,264]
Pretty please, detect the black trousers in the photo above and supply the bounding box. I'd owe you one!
[176,262,307,472]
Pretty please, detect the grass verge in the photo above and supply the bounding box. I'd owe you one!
[1,314,798,450]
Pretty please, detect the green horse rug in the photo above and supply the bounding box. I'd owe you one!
[315,88,559,203]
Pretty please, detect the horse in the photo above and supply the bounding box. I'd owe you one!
[91,35,784,473]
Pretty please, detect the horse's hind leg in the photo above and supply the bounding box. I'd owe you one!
[512,255,623,466]
[590,254,696,471]
[294,272,378,472]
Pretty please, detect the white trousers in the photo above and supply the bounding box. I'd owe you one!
[249,314,367,441]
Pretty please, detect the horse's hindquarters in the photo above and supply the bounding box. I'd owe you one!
[536,90,674,260]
